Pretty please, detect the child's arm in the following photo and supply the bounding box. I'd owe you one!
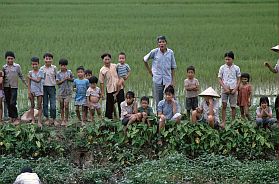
[27,73,31,98]
[56,77,67,85]
[264,62,277,73]
[18,65,28,87]
[265,107,273,118]
[248,85,252,106]
[172,99,177,114]
[133,101,138,114]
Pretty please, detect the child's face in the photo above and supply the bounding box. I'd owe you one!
[103,56,111,66]
[187,70,195,79]
[165,92,174,101]
[140,100,149,109]
[241,77,248,84]
[157,39,167,51]
[77,69,85,79]
[60,64,67,71]
[90,82,97,88]
[126,95,134,105]
[85,73,92,79]
[261,102,267,109]
[225,56,233,66]
[44,56,53,66]
[118,54,126,64]
[6,56,14,65]
[32,62,39,70]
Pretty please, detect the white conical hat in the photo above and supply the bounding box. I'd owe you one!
[21,109,39,121]
[271,45,279,52]
[199,87,220,98]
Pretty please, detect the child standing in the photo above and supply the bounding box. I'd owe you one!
[3,51,27,125]
[184,66,199,119]
[27,57,44,127]
[56,58,74,126]
[86,76,102,121]
[120,91,138,132]
[237,73,252,120]
[218,51,241,128]
[256,96,277,128]
[40,52,58,126]
[0,70,4,123]
[85,69,93,79]
[137,96,154,126]
[73,66,89,126]
[115,52,131,99]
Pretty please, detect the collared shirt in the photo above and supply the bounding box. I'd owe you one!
[86,86,101,97]
[143,48,176,85]
[120,100,138,120]
[184,78,199,98]
[29,70,44,95]
[56,70,74,97]
[3,63,27,88]
[256,106,272,118]
[14,172,41,184]
[99,63,122,93]
[157,99,181,120]
[218,64,241,91]
[40,65,57,86]
[116,63,131,78]
[200,99,219,122]
[138,106,154,116]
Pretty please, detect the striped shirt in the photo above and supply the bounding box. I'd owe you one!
[116,63,131,78]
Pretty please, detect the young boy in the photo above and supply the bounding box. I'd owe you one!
[86,76,102,121]
[218,51,241,128]
[40,52,58,126]
[3,51,27,125]
[137,96,154,126]
[27,57,44,127]
[0,69,4,123]
[73,66,89,126]
[85,69,93,79]
[192,87,220,128]
[56,58,74,126]
[120,91,138,132]
[114,52,131,99]
[184,66,199,119]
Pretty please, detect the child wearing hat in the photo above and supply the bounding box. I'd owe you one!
[192,87,220,128]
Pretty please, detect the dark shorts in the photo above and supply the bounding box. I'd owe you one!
[122,117,130,126]
[185,97,198,110]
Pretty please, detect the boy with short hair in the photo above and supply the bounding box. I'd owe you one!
[27,57,44,127]
[184,66,199,119]
[56,58,74,126]
[137,96,154,126]
[86,76,102,121]
[218,51,241,128]
[85,69,93,79]
[115,52,131,99]
[74,66,89,126]
[3,51,27,125]
[40,52,58,126]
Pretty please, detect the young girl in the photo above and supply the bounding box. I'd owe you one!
[237,73,252,120]
[86,76,102,121]
[157,85,181,145]
[120,91,138,133]
[256,96,277,128]
[28,57,44,127]
[73,66,89,126]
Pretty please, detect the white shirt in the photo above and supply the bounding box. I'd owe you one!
[14,173,41,184]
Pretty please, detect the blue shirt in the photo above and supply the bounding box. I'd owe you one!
[157,99,181,120]
[144,48,176,85]
[73,79,89,101]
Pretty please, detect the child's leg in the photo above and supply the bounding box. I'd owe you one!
[221,102,227,126]
[191,110,201,123]
[64,101,70,123]
[75,106,81,121]
[0,97,3,122]
[244,106,251,120]
[231,107,236,121]
[84,106,88,121]
[230,94,237,121]
[37,96,43,127]
[96,108,102,118]
[60,99,65,122]
[90,108,95,121]
[29,94,35,123]
[240,106,245,118]
[81,106,87,125]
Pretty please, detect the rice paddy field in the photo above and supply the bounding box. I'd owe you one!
[0,0,278,110]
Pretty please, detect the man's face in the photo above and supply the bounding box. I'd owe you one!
[157,39,167,51]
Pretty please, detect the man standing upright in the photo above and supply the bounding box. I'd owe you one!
[143,36,177,107]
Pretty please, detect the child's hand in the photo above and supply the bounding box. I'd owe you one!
[196,107,202,113]
[264,62,271,67]
[28,92,32,99]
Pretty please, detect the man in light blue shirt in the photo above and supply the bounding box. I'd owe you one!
[143,36,176,107]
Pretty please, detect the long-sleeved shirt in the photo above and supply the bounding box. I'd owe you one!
[3,63,27,88]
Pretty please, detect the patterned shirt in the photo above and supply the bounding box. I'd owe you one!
[116,63,131,78]
[3,63,27,88]
[200,99,220,122]
[143,48,176,85]
[120,100,138,120]
[256,106,273,119]
[218,64,241,91]
[86,86,101,97]
[29,70,44,95]
[56,70,74,97]
[40,65,57,86]
[157,99,181,120]
[73,79,89,101]
[184,78,199,98]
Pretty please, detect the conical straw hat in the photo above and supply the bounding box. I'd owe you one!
[21,109,39,121]
[271,45,279,52]
[199,87,220,98]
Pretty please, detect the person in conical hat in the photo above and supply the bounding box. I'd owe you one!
[264,45,279,123]
[192,87,220,128]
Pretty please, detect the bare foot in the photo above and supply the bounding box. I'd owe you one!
[81,121,85,126]
[12,119,20,125]
[38,122,42,128]
[61,120,67,126]
[44,119,50,125]
[54,120,60,126]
